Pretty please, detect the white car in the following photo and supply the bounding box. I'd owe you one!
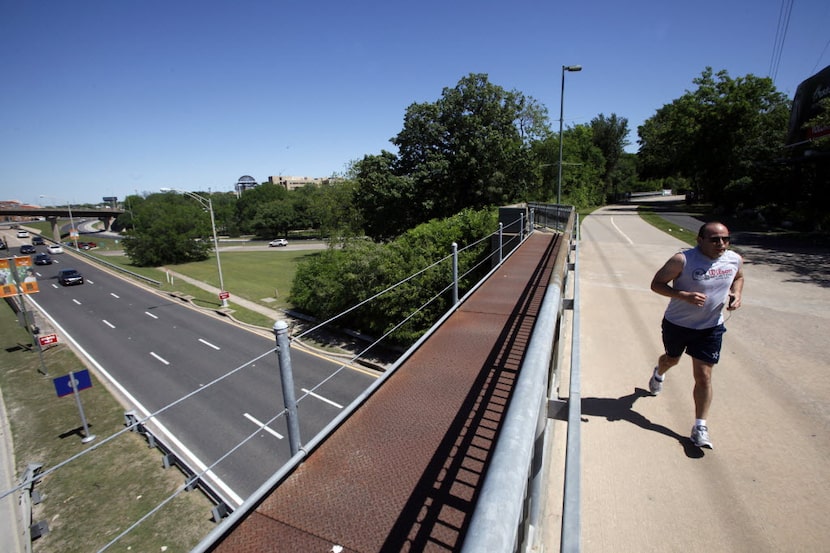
[269,238,288,247]
[17,230,30,238]
[47,244,64,254]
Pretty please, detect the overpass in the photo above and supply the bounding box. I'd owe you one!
[0,206,125,241]
[192,205,579,552]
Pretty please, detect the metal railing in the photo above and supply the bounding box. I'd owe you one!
[461,204,580,552]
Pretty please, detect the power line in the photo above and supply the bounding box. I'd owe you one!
[769,0,795,84]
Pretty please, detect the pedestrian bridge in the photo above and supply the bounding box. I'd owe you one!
[193,204,580,552]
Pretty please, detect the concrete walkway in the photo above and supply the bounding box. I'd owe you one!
[547,200,830,552]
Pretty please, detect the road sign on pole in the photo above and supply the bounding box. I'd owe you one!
[53,370,96,443]
[219,291,230,301]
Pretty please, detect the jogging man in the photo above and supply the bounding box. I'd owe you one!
[648,221,744,449]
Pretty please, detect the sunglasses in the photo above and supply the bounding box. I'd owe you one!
[705,236,731,244]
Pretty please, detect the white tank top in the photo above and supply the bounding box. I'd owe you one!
[664,247,742,329]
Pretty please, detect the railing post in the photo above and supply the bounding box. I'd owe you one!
[520,212,525,241]
[498,222,504,264]
[273,320,301,455]
[452,242,459,305]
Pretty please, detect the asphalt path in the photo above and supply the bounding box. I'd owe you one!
[7,234,377,505]
[550,199,830,552]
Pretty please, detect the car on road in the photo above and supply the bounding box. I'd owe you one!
[47,244,63,254]
[17,229,30,238]
[19,244,36,255]
[269,238,288,247]
[32,235,45,245]
[0,241,6,250]
[58,268,84,286]
[34,253,53,265]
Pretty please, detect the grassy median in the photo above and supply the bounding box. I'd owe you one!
[0,304,216,552]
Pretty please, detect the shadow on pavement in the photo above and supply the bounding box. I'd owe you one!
[581,389,705,459]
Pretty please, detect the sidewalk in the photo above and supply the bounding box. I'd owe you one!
[550,201,830,552]
[0,388,23,553]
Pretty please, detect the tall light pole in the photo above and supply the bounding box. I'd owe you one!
[39,195,79,251]
[160,188,228,308]
[557,64,582,206]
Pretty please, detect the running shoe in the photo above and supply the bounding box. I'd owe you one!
[648,368,663,396]
[691,425,713,449]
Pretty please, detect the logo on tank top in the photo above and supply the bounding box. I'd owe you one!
[692,267,734,281]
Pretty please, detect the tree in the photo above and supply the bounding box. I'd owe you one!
[638,67,790,206]
[354,73,549,240]
[122,193,213,266]
[590,113,630,200]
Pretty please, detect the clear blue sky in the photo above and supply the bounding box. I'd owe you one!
[2,0,828,206]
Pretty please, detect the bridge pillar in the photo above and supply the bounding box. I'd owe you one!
[99,215,114,231]
[45,217,62,242]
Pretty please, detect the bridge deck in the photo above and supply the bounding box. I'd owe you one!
[210,232,561,553]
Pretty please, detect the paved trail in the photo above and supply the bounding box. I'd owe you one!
[571,201,830,552]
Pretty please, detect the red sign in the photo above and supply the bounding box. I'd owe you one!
[39,333,59,346]
[219,291,230,300]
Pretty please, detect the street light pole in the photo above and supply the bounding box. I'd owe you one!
[40,195,79,251]
[161,188,228,308]
[557,64,582,207]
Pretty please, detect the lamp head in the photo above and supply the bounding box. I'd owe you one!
[563,65,582,72]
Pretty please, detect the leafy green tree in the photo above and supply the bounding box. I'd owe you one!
[122,193,212,266]
[290,208,498,345]
[590,113,630,200]
[638,67,790,206]
[354,74,548,240]
[235,182,288,234]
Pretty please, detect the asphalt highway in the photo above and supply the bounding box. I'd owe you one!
[5,230,377,505]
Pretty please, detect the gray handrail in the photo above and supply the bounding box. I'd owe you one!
[461,205,578,553]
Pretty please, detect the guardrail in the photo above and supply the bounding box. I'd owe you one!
[461,204,580,552]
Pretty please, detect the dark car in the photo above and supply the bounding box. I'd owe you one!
[0,241,6,250]
[32,235,45,246]
[34,253,53,265]
[58,268,84,286]
[19,244,36,255]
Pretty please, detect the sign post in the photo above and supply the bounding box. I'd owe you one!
[53,370,96,443]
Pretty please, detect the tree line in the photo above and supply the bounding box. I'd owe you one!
[114,68,826,342]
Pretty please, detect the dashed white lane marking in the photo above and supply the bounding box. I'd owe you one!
[150,352,170,365]
[244,413,283,439]
[198,338,221,350]
[302,388,343,409]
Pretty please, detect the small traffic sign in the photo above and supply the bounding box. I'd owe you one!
[219,291,230,300]
[38,333,58,346]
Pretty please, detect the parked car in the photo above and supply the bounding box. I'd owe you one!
[17,230,30,238]
[19,244,36,254]
[269,238,288,247]
[47,244,64,254]
[58,268,84,286]
[77,241,97,250]
[32,235,45,245]
[34,253,53,265]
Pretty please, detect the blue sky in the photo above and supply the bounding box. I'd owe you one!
[2,0,828,206]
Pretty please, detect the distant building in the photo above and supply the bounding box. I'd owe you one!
[268,175,343,191]
[235,175,259,196]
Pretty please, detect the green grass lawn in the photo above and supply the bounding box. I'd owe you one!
[0,306,215,552]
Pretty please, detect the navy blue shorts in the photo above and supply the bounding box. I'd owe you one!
[661,318,726,364]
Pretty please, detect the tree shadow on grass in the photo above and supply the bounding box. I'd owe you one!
[581,388,704,458]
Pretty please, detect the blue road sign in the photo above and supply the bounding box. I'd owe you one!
[53,369,92,398]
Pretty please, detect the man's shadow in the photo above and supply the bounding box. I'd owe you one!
[581,388,705,458]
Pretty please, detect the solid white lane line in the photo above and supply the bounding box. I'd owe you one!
[150,352,170,365]
[102,320,115,329]
[302,388,343,409]
[145,311,158,319]
[244,413,283,439]
[198,338,221,350]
